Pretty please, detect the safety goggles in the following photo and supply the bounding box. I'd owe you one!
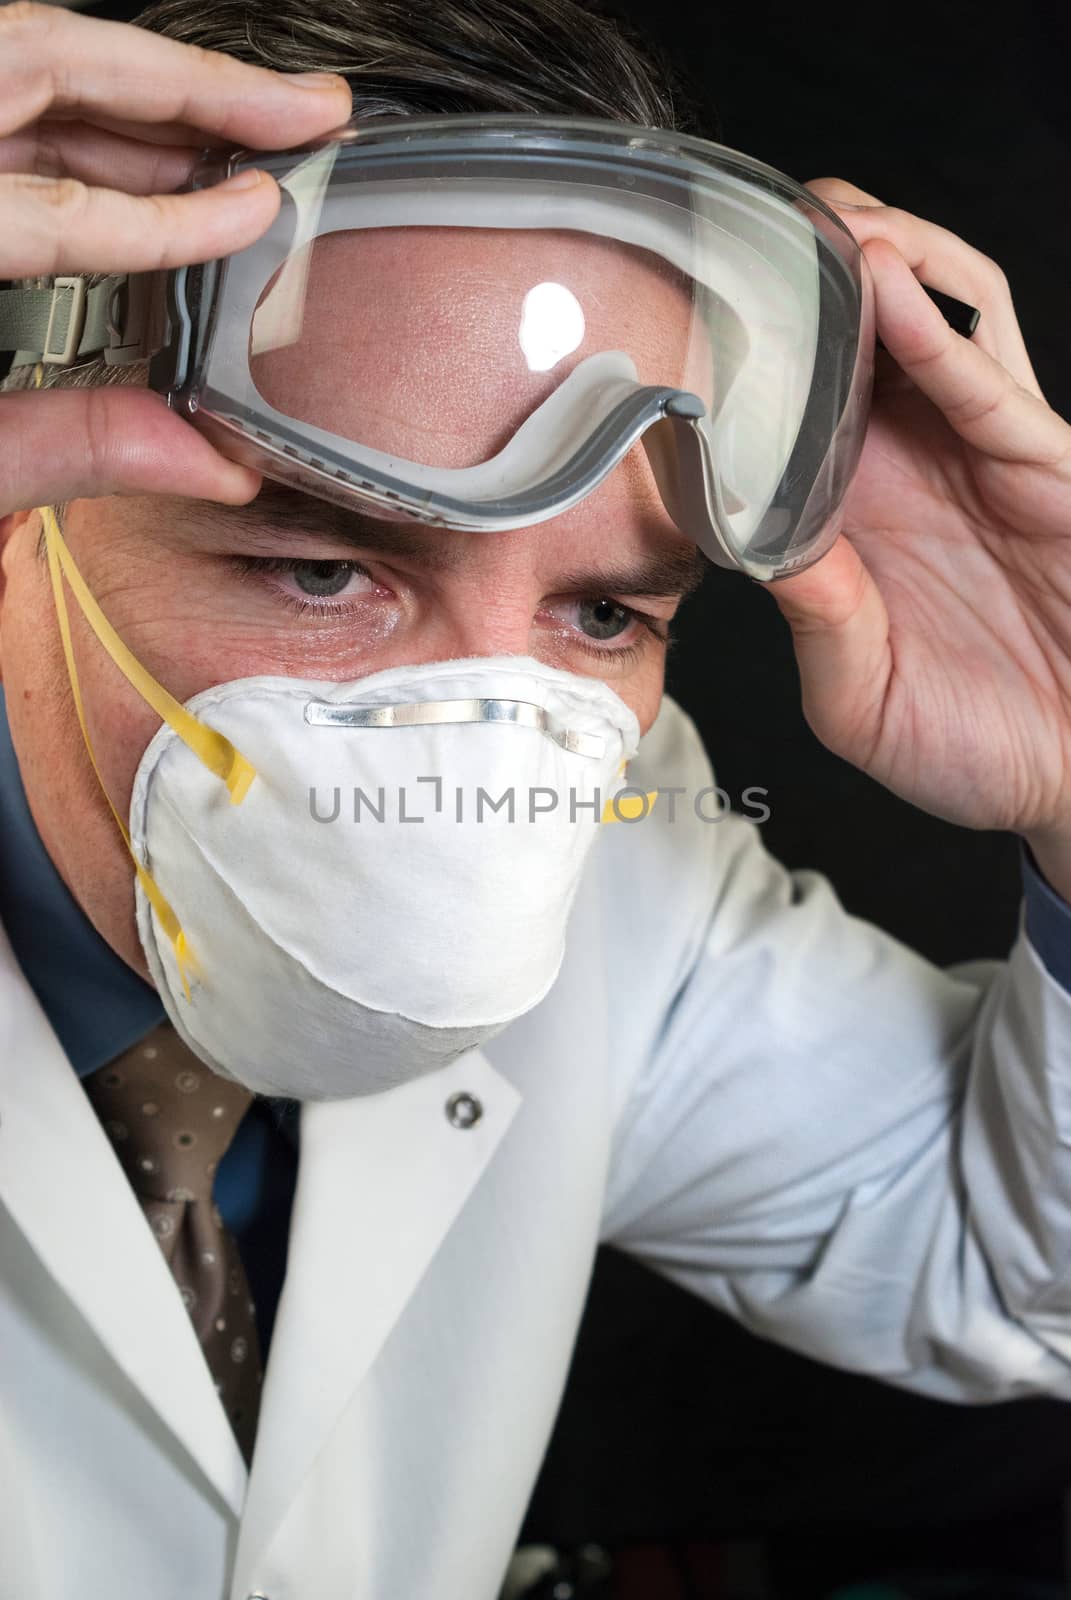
[0,115,979,580]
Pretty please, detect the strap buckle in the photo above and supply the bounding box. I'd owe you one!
[101,272,169,367]
[42,276,87,366]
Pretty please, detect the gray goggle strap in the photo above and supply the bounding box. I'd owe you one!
[304,696,608,759]
[0,273,162,369]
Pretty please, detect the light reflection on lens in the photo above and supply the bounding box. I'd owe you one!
[518,281,586,373]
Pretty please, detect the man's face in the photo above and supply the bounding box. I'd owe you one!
[0,227,707,982]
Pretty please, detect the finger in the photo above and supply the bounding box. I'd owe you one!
[815,191,1044,399]
[41,109,271,152]
[0,119,197,193]
[0,164,282,277]
[806,176,885,208]
[861,235,1071,467]
[834,204,998,306]
[1,386,262,515]
[18,100,295,151]
[763,534,892,762]
[0,3,351,146]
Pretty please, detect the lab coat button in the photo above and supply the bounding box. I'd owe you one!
[445,1091,483,1129]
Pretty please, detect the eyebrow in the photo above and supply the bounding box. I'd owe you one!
[185,482,709,600]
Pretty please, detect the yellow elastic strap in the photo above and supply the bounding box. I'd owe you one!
[601,761,658,824]
[41,507,202,997]
[29,365,233,991]
[41,511,256,804]
[601,789,659,824]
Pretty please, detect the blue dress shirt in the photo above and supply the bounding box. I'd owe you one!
[3,687,1070,1359]
[0,689,298,1355]
[1022,838,1071,990]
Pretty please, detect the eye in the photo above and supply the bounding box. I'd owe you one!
[540,594,669,664]
[290,560,364,598]
[226,552,388,622]
[575,598,633,641]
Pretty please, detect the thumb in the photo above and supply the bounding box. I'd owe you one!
[1,384,261,515]
[764,534,892,759]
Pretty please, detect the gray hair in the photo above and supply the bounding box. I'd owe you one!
[4,0,702,399]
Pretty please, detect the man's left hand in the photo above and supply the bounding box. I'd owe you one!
[768,177,1071,884]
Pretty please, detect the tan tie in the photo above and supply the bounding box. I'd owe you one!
[84,1019,264,1465]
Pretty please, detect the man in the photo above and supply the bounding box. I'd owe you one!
[2,1,1071,1597]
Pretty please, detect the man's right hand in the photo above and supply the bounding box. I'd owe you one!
[0,2,352,517]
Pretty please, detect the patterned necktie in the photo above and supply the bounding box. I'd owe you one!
[84,1019,264,1465]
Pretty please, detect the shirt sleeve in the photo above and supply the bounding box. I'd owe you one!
[599,705,1071,1405]
[1022,838,1071,992]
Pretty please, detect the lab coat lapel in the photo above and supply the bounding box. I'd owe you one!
[235,1046,522,1578]
[0,926,248,1515]
[232,863,614,1599]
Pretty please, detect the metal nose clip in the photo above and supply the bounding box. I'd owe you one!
[303,696,607,758]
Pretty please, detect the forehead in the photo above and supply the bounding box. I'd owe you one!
[248,225,711,470]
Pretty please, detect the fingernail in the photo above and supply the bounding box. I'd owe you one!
[284,71,349,90]
[218,168,266,192]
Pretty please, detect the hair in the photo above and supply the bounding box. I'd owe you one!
[4,0,704,399]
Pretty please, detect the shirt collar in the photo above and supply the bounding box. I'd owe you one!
[0,686,164,1078]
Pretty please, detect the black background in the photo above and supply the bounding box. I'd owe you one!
[20,0,1071,1591]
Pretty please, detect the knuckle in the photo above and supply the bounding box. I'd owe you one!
[984,255,1010,292]
[947,378,1005,427]
[163,44,214,126]
[10,171,91,272]
[186,40,242,96]
[32,172,89,218]
[137,193,180,266]
[84,386,121,480]
[0,3,57,105]
[0,2,53,40]
[188,39,228,74]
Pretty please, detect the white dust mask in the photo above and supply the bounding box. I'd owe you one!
[129,655,641,1100]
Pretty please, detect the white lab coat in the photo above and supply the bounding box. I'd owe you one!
[3,694,1071,1600]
